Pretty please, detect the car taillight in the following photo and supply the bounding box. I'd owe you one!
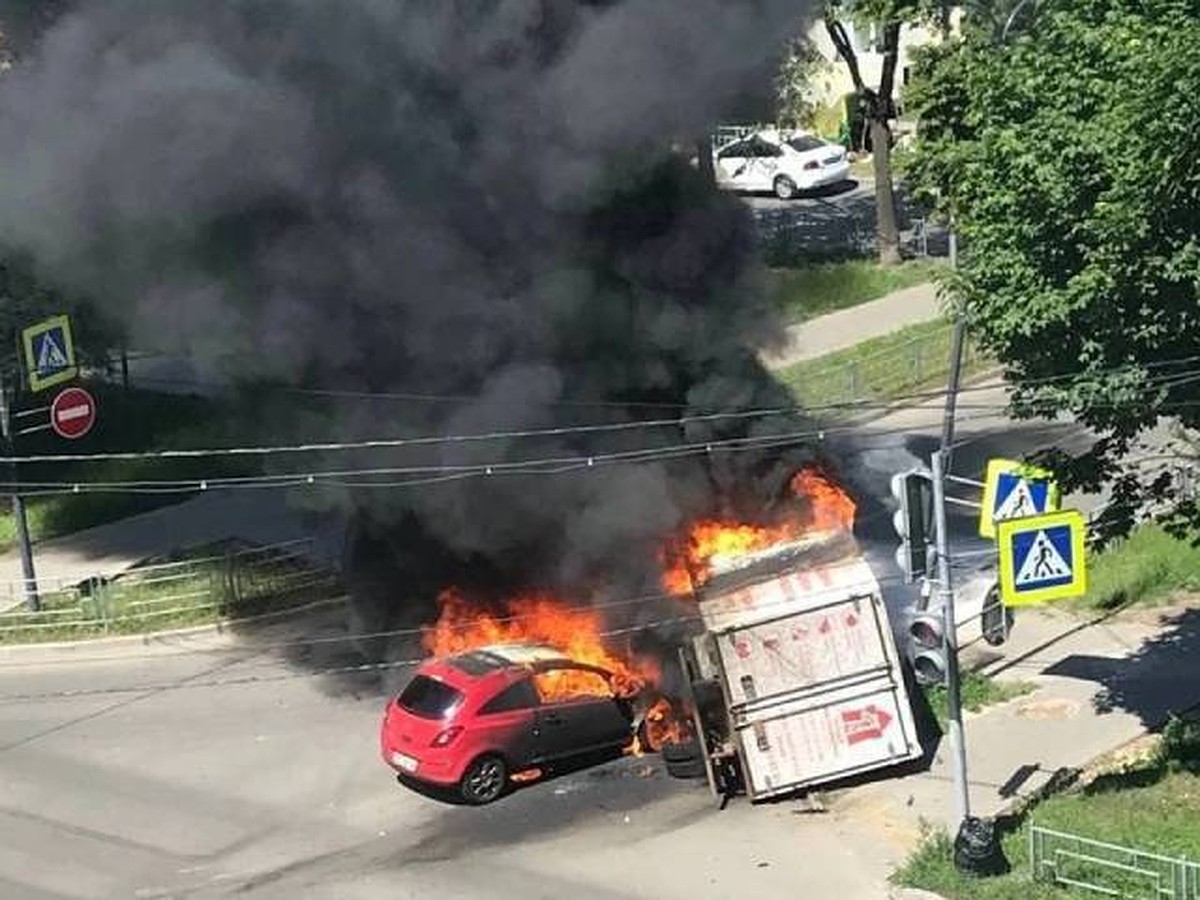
[430,726,464,748]
[803,160,819,170]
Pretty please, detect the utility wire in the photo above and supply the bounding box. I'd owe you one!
[0,412,1017,496]
[10,356,1200,467]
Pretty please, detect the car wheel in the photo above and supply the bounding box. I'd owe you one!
[662,738,706,780]
[773,175,798,200]
[460,754,508,805]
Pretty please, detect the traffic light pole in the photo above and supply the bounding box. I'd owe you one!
[931,448,970,823]
[0,370,39,611]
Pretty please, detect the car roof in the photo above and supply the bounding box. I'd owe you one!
[425,642,579,684]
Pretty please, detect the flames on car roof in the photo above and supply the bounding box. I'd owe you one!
[447,642,573,675]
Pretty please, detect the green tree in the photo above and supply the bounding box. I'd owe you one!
[905,0,1200,535]
[774,35,824,130]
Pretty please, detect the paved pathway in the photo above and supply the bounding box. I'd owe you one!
[840,603,1200,876]
[762,281,943,369]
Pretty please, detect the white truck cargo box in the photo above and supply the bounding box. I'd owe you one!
[696,541,922,801]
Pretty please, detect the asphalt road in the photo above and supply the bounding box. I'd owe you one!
[0,383,1102,900]
[734,177,949,260]
[0,618,894,900]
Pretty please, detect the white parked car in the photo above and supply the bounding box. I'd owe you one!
[714,131,850,200]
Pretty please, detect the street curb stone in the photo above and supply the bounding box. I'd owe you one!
[889,889,948,900]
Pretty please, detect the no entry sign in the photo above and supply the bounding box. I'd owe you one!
[50,386,96,440]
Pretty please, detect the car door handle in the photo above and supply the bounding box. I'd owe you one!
[543,713,564,725]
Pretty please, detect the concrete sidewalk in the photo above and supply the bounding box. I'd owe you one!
[762,281,944,369]
[842,603,1200,872]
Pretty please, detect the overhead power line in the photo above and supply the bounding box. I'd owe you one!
[12,354,1200,468]
[0,411,1020,496]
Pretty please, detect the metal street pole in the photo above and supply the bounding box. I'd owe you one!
[940,307,968,472]
[940,214,964,472]
[931,448,970,823]
[0,370,39,610]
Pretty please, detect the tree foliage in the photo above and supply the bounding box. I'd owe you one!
[774,34,824,129]
[906,0,1200,534]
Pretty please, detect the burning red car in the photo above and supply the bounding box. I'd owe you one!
[381,643,652,804]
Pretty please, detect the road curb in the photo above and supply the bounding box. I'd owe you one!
[0,595,348,662]
[889,890,948,900]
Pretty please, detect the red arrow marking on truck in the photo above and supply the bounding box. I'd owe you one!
[840,705,893,745]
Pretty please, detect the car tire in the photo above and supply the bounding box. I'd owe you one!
[460,754,508,805]
[773,175,798,200]
[661,738,705,780]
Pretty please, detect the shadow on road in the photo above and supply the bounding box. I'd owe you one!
[381,752,709,866]
[1043,607,1200,729]
[749,180,939,263]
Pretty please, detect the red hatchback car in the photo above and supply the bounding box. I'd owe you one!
[381,643,646,804]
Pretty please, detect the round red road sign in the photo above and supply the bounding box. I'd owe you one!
[50,386,96,440]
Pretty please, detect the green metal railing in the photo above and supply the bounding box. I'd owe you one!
[1031,825,1200,898]
[0,538,342,642]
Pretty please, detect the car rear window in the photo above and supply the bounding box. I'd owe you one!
[397,675,464,720]
[447,650,508,676]
[788,135,826,152]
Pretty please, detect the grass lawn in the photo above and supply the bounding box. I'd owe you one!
[775,319,993,414]
[923,671,1036,729]
[769,259,943,324]
[894,718,1200,899]
[1080,523,1200,611]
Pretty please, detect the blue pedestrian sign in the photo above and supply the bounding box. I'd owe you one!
[997,510,1087,606]
[978,458,1059,538]
[22,314,77,392]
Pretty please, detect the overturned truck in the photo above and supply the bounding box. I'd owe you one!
[677,531,922,801]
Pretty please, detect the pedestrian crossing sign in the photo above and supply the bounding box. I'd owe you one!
[22,314,77,392]
[978,458,1059,538]
[997,509,1087,606]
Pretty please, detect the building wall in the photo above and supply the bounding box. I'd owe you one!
[805,13,961,118]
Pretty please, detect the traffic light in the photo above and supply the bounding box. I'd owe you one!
[891,468,935,583]
[908,608,947,685]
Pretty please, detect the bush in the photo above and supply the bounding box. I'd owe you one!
[1157,715,1200,774]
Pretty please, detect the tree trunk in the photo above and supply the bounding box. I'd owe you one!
[870,118,902,266]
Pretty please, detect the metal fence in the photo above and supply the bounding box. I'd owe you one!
[1031,825,1200,898]
[783,322,981,414]
[0,538,341,641]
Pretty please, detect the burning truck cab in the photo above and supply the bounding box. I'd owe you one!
[674,529,923,802]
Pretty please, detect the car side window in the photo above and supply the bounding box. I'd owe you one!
[533,667,615,704]
[751,137,783,158]
[479,678,539,714]
[717,140,747,160]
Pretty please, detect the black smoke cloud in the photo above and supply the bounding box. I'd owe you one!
[0,0,820,607]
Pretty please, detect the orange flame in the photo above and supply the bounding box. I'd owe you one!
[790,467,856,533]
[660,466,855,596]
[644,697,695,749]
[422,588,657,700]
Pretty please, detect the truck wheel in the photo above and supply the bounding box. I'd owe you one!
[662,738,705,779]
